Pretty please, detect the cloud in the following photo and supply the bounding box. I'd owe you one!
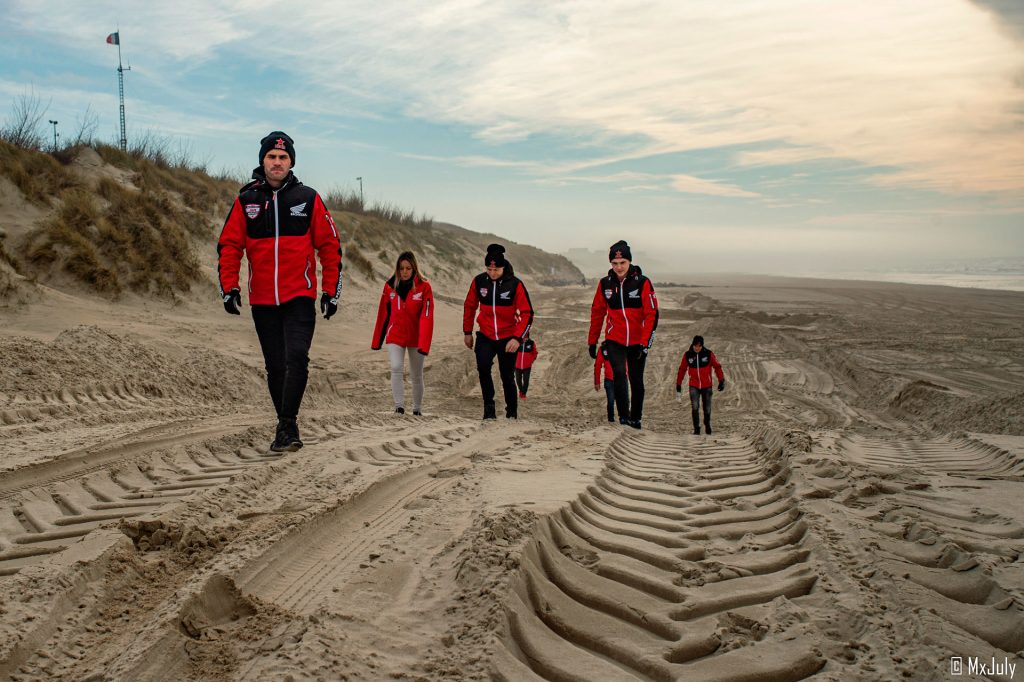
[10,0,1024,197]
[671,174,761,198]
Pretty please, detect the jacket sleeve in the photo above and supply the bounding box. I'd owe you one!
[312,193,343,300]
[463,280,478,335]
[513,282,535,341]
[371,283,390,350]
[418,282,435,355]
[710,351,724,382]
[216,197,246,297]
[588,282,606,345]
[676,355,687,387]
[641,279,659,347]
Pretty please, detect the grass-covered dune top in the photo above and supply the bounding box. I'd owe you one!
[0,139,583,301]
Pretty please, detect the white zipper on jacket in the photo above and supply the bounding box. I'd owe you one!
[303,257,312,289]
[619,281,630,346]
[492,281,499,339]
[272,190,280,306]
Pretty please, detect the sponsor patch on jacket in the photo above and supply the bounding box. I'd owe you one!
[604,288,613,299]
[479,287,489,297]
[628,289,640,298]
[245,203,261,219]
[500,291,511,300]
[412,292,423,301]
[390,292,396,299]
[290,202,308,217]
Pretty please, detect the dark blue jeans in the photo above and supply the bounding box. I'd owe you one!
[251,296,316,420]
[689,386,713,430]
[603,379,620,422]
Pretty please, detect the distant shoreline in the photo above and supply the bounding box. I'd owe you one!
[639,270,1024,293]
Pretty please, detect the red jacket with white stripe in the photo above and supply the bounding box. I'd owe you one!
[588,265,659,348]
[217,170,342,306]
[516,339,538,370]
[463,271,534,342]
[371,275,434,354]
[676,348,724,389]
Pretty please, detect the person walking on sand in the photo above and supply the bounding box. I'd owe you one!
[217,131,342,453]
[371,251,434,416]
[464,244,535,420]
[514,334,538,400]
[588,240,659,429]
[594,340,626,423]
[676,335,725,435]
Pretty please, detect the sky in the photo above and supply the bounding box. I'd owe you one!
[2,0,1023,275]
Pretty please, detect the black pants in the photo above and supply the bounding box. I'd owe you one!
[603,379,621,422]
[689,386,713,430]
[515,368,532,395]
[251,297,316,421]
[605,340,647,422]
[475,333,518,414]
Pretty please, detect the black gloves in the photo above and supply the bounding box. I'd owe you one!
[631,345,648,361]
[588,344,597,360]
[718,379,726,392]
[676,385,681,393]
[320,293,338,320]
[222,289,241,315]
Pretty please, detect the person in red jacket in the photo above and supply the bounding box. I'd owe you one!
[514,335,538,400]
[217,131,342,453]
[676,335,725,435]
[464,244,535,420]
[593,340,626,423]
[371,251,434,416]
[588,240,658,429]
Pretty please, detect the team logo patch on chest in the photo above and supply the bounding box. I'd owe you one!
[500,291,511,300]
[290,202,308,217]
[412,292,423,301]
[628,289,640,299]
[244,204,261,219]
[604,288,613,299]
[480,287,489,297]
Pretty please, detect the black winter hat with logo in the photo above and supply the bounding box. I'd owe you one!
[485,243,509,268]
[609,240,632,262]
[259,131,296,167]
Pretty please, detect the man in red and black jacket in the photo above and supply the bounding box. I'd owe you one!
[588,240,658,429]
[463,244,534,419]
[217,131,342,453]
[676,335,725,435]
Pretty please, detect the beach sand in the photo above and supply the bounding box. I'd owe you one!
[1,271,1022,680]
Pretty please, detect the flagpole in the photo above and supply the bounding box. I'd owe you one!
[116,29,129,152]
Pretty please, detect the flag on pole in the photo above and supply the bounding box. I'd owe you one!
[106,32,119,45]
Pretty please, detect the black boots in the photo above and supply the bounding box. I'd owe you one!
[483,402,497,420]
[271,418,303,453]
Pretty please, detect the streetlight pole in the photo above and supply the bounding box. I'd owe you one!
[48,120,59,151]
[356,176,363,208]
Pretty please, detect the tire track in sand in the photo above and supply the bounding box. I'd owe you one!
[0,418,383,576]
[493,431,825,681]
[835,435,1024,659]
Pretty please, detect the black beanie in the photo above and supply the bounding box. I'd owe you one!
[609,240,632,262]
[259,131,295,167]
[692,335,705,347]
[485,243,509,268]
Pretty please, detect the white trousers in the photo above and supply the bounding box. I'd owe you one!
[387,343,425,410]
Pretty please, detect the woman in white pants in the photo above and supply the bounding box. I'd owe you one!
[371,252,435,414]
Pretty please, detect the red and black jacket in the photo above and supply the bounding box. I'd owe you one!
[676,348,724,389]
[594,344,615,384]
[371,275,434,355]
[463,269,534,342]
[588,265,659,348]
[217,169,342,306]
[516,339,538,370]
